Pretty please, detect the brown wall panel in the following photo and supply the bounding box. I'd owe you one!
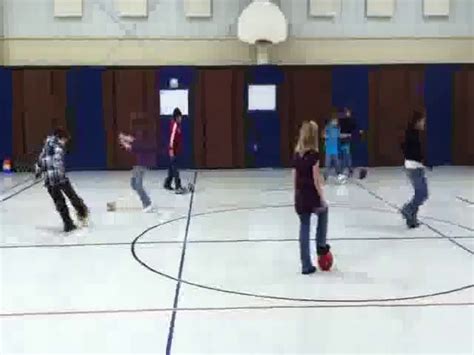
[200,69,234,168]
[453,65,474,165]
[369,66,424,166]
[231,68,245,168]
[12,70,25,160]
[280,67,332,165]
[102,69,159,169]
[194,70,205,168]
[11,69,67,166]
[102,70,116,169]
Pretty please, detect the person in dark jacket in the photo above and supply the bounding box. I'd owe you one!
[119,125,156,213]
[164,108,184,194]
[293,121,332,275]
[36,128,89,233]
[401,109,428,228]
[339,107,356,177]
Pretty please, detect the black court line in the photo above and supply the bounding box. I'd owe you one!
[0,175,35,195]
[131,211,474,303]
[2,235,474,250]
[166,172,197,355]
[1,302,472,318]
[0,178,42,203]
[457,196,474,205]
[354,181,474,255]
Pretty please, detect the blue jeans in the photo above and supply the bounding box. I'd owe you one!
[324,154,341,180]
[402,168,428,222]
[131,166,151,208]
[298,207,328,272]
[340,144,353,175]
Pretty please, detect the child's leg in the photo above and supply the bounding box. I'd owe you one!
[411,168,428,220]
[61,180,88,219]
[47,185,75,230]
[171,157,182,190]
[298,213,314,272]
[164,157,174,189]
[315,207,328,248]
[347,145,353,176]
[324,153,332,180]
[333,154,342,176]
[131,166,151,208]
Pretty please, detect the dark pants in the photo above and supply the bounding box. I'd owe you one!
[131,166,151,208]
[324,154,341,180]
[165,156,182,189]
[340,143,353,176]
[47,180,88,229]
[402,168,428,223]
[298,207,328,272]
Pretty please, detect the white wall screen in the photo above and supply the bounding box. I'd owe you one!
[366,0,395,18]
[309,0,340,17]
[160,90,189,116]
[248,85,276,111]
[116,0,148,17]
[184,0,212,18]
[423,0,450,16]
[54,0,83,17]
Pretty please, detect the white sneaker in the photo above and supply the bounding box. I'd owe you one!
[337,174,348,184]
[143,205,154,213]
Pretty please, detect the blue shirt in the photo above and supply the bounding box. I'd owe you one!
[325,124,340,155]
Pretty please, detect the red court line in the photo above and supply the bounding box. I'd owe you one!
[1,302,473,318]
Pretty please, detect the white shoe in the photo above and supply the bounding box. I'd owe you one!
[143,205,154,213]
[337,174,348,184]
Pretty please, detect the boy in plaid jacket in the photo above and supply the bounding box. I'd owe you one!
[36,128,89,233]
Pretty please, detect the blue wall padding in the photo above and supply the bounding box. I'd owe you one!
[157,67,196,168]
[0,68,13,162]
[66,67,107,170]
[425,65,457,166]
[247,65,284,167]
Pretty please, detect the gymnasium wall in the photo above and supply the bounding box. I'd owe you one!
[0,65,473,170]
[1,0,473,65]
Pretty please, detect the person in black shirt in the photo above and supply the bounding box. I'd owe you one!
[293,121,332,274]
[339,108,356,177]
[401,109,428,228]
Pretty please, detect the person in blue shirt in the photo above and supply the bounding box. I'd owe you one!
[323,112,343,181]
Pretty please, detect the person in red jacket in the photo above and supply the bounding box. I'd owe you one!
[164,108,184,193]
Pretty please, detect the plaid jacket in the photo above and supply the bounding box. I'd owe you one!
[37,135,68,187]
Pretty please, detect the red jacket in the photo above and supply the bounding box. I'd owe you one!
[169,120,182,155]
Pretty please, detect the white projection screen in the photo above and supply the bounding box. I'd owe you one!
[160,90,189,116]
[248,85,277,111]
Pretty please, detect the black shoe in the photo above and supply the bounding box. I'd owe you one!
[164,180,173,190]
[317,244,331,256]
[64,224,78,233]
[407,220,421,229]
[302,266,317,275]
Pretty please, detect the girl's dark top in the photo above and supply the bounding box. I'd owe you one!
[402,128,423,163]
[293,149,322,214]
[131,137,157,167]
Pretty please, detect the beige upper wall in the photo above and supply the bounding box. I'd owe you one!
[1,37,473,66]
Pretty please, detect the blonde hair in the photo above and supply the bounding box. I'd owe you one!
[295,121,319,155]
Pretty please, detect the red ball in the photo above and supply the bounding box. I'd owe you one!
[317,251,334,271]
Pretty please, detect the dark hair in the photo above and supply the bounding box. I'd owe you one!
[53,127,70,140]
[173,108,182,119]
[409,109,426,129]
